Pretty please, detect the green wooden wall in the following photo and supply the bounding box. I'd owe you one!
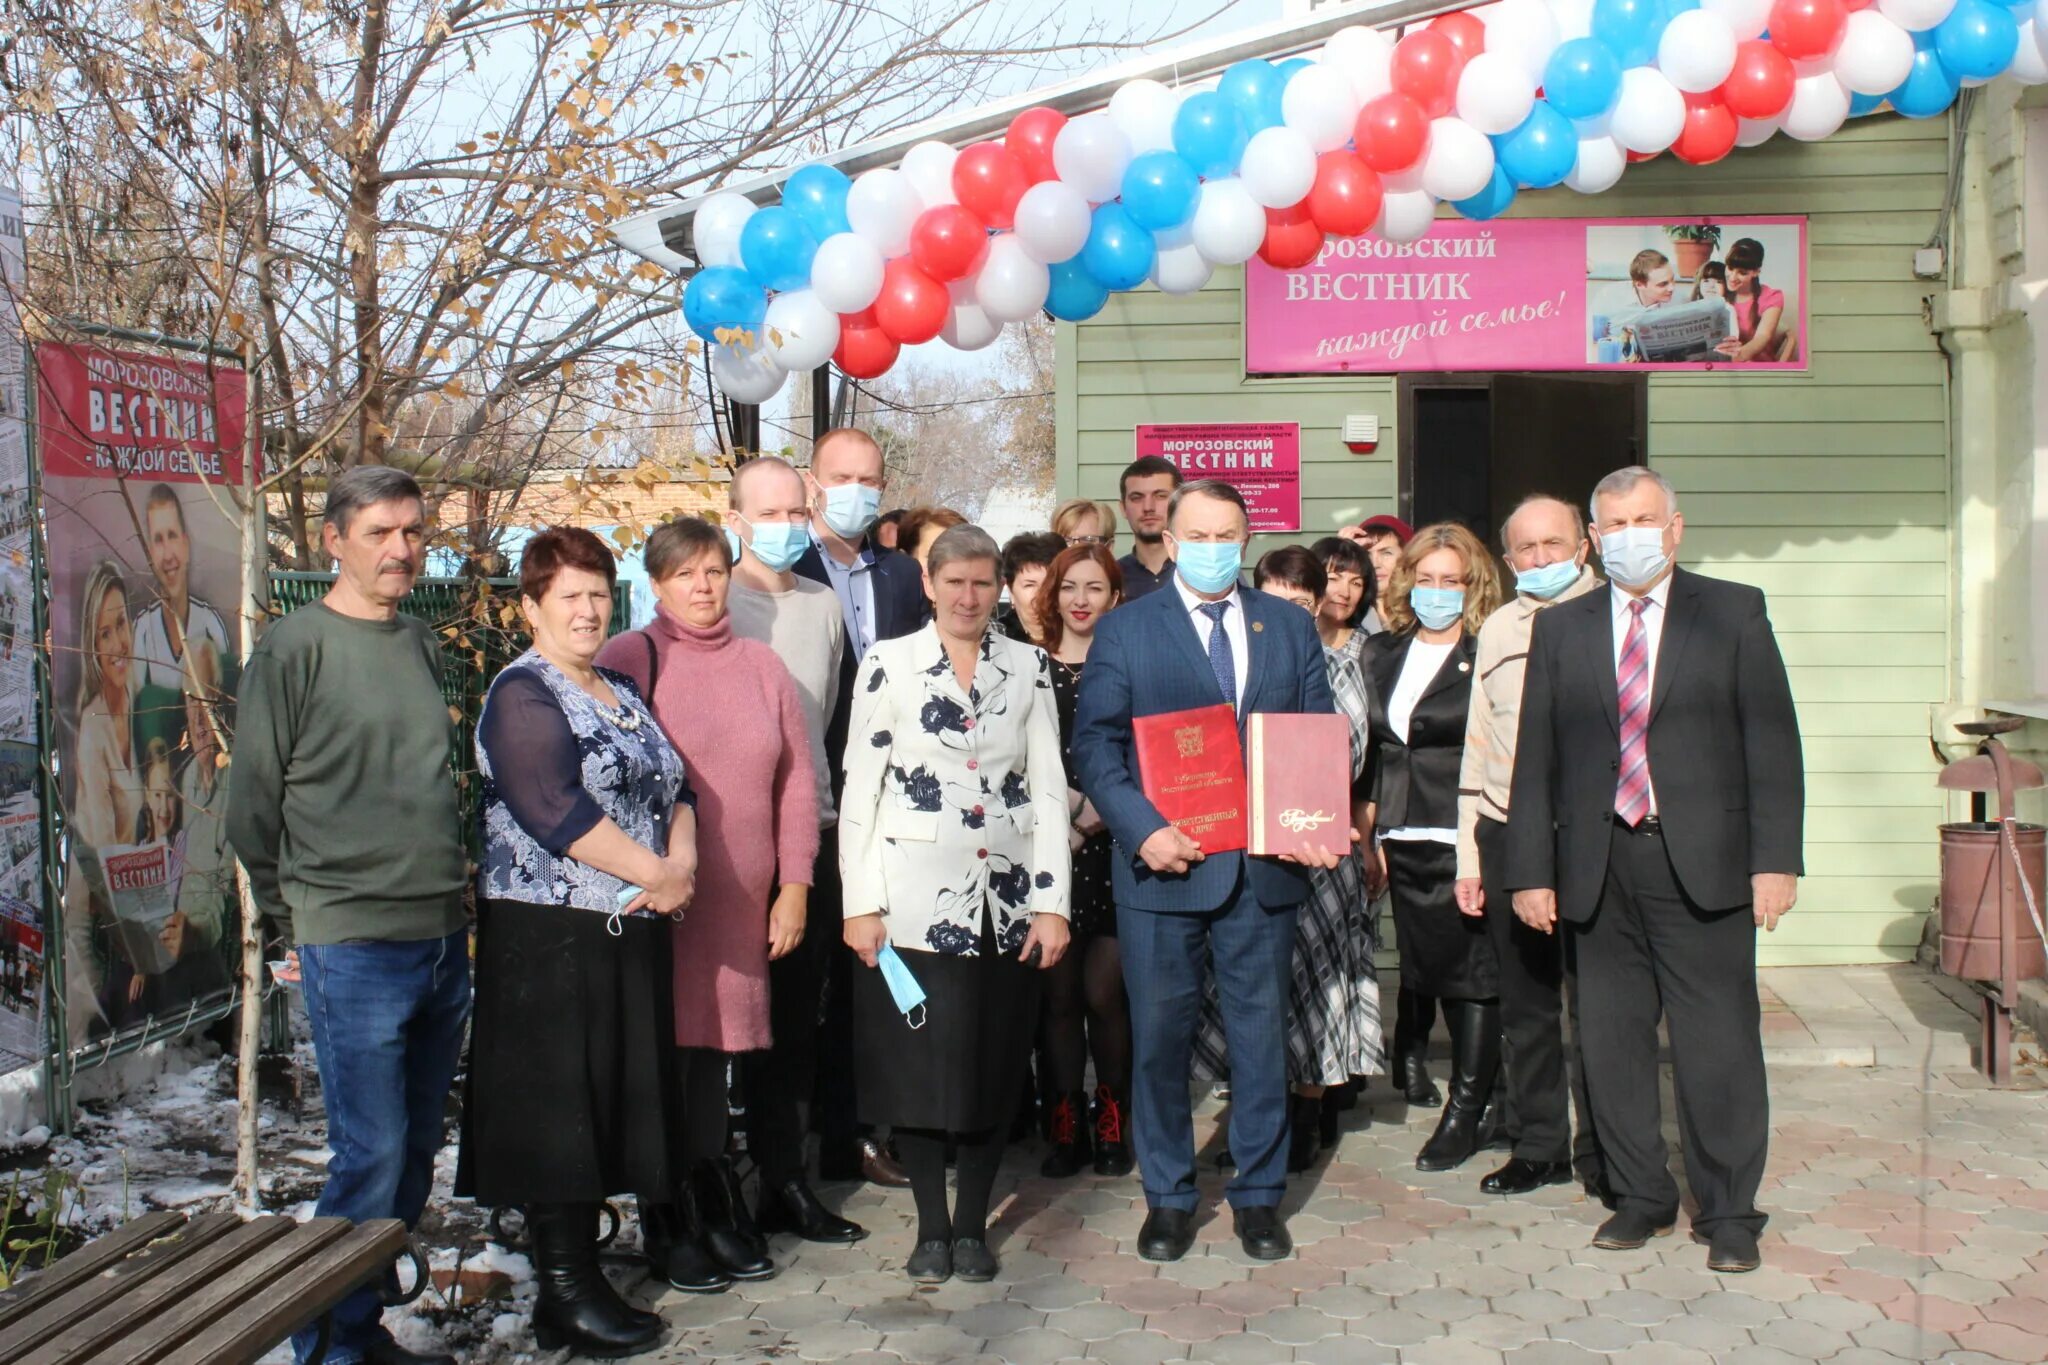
[1055,115,1951,967]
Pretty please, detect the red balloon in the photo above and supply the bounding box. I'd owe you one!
[833,307,900,380]
[907,204,990,282]
[1767,0,1847,60]
[1721,40,1796,120]
[1306,152,1384,239]
[953,142,1031,230]
[1389,30,1465,119]
[1005,106,1067,184]
[1672,92,1739,166]
[1843,0,1875,8]
[873,259,949,345]
[1259,203,1325,270]
[1427,11,1487,61]
[1626,148,1664,163]
[1353,93,1431,174]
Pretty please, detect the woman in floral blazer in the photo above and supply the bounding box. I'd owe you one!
[838,524,1070,1287]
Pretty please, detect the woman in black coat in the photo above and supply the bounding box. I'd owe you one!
[1365,522,1503,1173]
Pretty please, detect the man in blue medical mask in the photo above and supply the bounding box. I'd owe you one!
[1074,479,1347,1267]
[1453,495,1606,1204]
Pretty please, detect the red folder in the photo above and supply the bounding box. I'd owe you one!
[1247,713,1354,857]
[1132,704,1249,855]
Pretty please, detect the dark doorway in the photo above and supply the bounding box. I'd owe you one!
[1399,373,1647,541]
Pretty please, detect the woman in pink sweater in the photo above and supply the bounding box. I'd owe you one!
[597,516,817,1287]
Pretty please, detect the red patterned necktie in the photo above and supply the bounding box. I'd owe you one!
[1614,596,1652,826]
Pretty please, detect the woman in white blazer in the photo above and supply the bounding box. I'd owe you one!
[840,524,1070,1287]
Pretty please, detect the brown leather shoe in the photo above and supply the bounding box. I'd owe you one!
[860,1137,912,1188]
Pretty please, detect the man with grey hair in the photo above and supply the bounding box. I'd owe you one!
[1506,465,1802,1274]
[228,466,468,1365]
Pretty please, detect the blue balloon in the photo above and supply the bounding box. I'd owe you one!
[683,266,767,341]
[738,206,819,294]
[1848,91,1887,117]
[1452,167,1518,222]
[1120,151,1201,233]
[1495,102,1579,189]
[1660,0,1701,17]
[782,165,852,240]
[1544,37,1624,121]
[1591,0,1665,68]
[1081,203,1156,291]
[1173,91,1250,179]
[1045,257,1110,321]
[1887,36,1961,119]
[1934,0,2019,80]
[1218,59,1288,133]
[1278,57,1314,80]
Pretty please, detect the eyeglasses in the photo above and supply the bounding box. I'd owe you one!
[1066,535,1106,547]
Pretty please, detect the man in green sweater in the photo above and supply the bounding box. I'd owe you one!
[228,466,468,1365]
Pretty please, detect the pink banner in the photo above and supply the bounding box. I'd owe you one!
[1135,422,1300,532]
[1245,216,1808,375]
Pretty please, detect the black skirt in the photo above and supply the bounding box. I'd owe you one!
[457,898,682,1205]
[1385,839,1500,999]
[853,905,1042,1134]
[1072,832,1117,939]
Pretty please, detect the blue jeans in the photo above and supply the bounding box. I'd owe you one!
[293,931,471,1365]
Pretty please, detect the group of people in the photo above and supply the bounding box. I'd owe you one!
[1608,234,1792,364]
[224,440,1805,1365]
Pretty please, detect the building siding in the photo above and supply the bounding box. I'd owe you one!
[1056,114,1951,966]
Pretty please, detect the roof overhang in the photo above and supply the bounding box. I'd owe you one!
[611,0,1468,271]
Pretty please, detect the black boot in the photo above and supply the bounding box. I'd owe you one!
[1416,999,1502,1173]
[1040,1090,1092,1178]
[1287,1092,1322,1174]
[1091,1086,1134,1177]
[1476,1077,1512,1152]
[753,1176,868,1244]
[639,1196,731,1294]
[529,1203,663,1358]
[1318,1088,1347,1148]
[693,1160,776,1281]
[1394,988,1443,1107]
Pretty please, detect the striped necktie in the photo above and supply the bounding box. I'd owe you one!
[1198,601,1237,708]
[1615,597,1652,825]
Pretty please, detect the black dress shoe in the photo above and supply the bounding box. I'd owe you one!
[1576,1160,1619,1210]
[860,1137,913,1188]
[1233,1205,1292,1261]
[1704,1226,1762,1273]
[365,1343,456,1365]
[1137,1207,1195,1263]
[1592,1209,1677,1250]
[906,1238,952,1283]
[1481,1157,1574,1196]
[754,1178,868,1244]
[952,1237,998,1282]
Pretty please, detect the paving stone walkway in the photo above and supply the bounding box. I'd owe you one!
[636,965,2048,1364]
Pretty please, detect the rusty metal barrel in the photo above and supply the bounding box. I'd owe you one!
[1938,818,2047,982]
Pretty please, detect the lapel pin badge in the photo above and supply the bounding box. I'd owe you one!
[1458,660,1470,672]
[1251,621,1264,633]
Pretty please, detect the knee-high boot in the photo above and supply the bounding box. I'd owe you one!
[1394,987,1443,1107]
[693,1159,775,1281]
[529,1203,663,1357]
[1416,999,1502,1173]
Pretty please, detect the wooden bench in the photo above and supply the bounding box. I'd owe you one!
[0,1210,407,1364]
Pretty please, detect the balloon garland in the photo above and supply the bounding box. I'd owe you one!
[684,0,2048,393]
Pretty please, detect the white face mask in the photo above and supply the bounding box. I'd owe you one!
[1599,524,1673,590]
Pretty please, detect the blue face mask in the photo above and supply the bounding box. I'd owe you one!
[1599,525,1673,590]
[820,483,881,540]
[1410,586,1466,631]
[1514,558,1581,600]
[739,515,809,573]
[722,527,743,565]
[876,943,927,1029]
[1174,540,1243,595]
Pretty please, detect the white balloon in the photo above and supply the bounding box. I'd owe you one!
[1376,190,1439,244]
[1420,118,1496,202]
[845,169,921,258]
[1702,0,1774,41]
[1657,11,1739,92]
[1564,123,1627,192]
[940,282,1002,352]
[1150,228,1214,295]
[1455,53,1537,136]
[710,342,787,403]
[1553,0,1597,41]
[1609,67,1686,154]
[1190,177,1266,265]
[1783,71,1849,141]
[809,232,885,313]
[1483,0,1563,86]
[974,235,1052,321]
[1736,113,1784,146]
[1381,162,1429,195]
[901,142,958,209]
[1282,64,1361,153]
[1876,0,1954,30]
[1834,11,1917,94]
[1241,126,1318,209]
[2012,18,2048,83]
[693,192,755,269]
[762,290,839,372]
[1010,181,1092,265]
[1323,25,1396,103]
[1108,79,1182,155]
[1052,113,1133,203]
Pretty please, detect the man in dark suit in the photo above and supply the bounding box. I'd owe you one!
[1506,466,1802,1275]
[794,426,931,1188]
[1075,480,1347,1264]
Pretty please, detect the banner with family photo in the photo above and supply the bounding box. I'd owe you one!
[0,184,41,1075]
[37,340,245,1051]
[1244,215,1808,375]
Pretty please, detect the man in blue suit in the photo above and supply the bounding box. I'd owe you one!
[1075,479,1346,1263]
